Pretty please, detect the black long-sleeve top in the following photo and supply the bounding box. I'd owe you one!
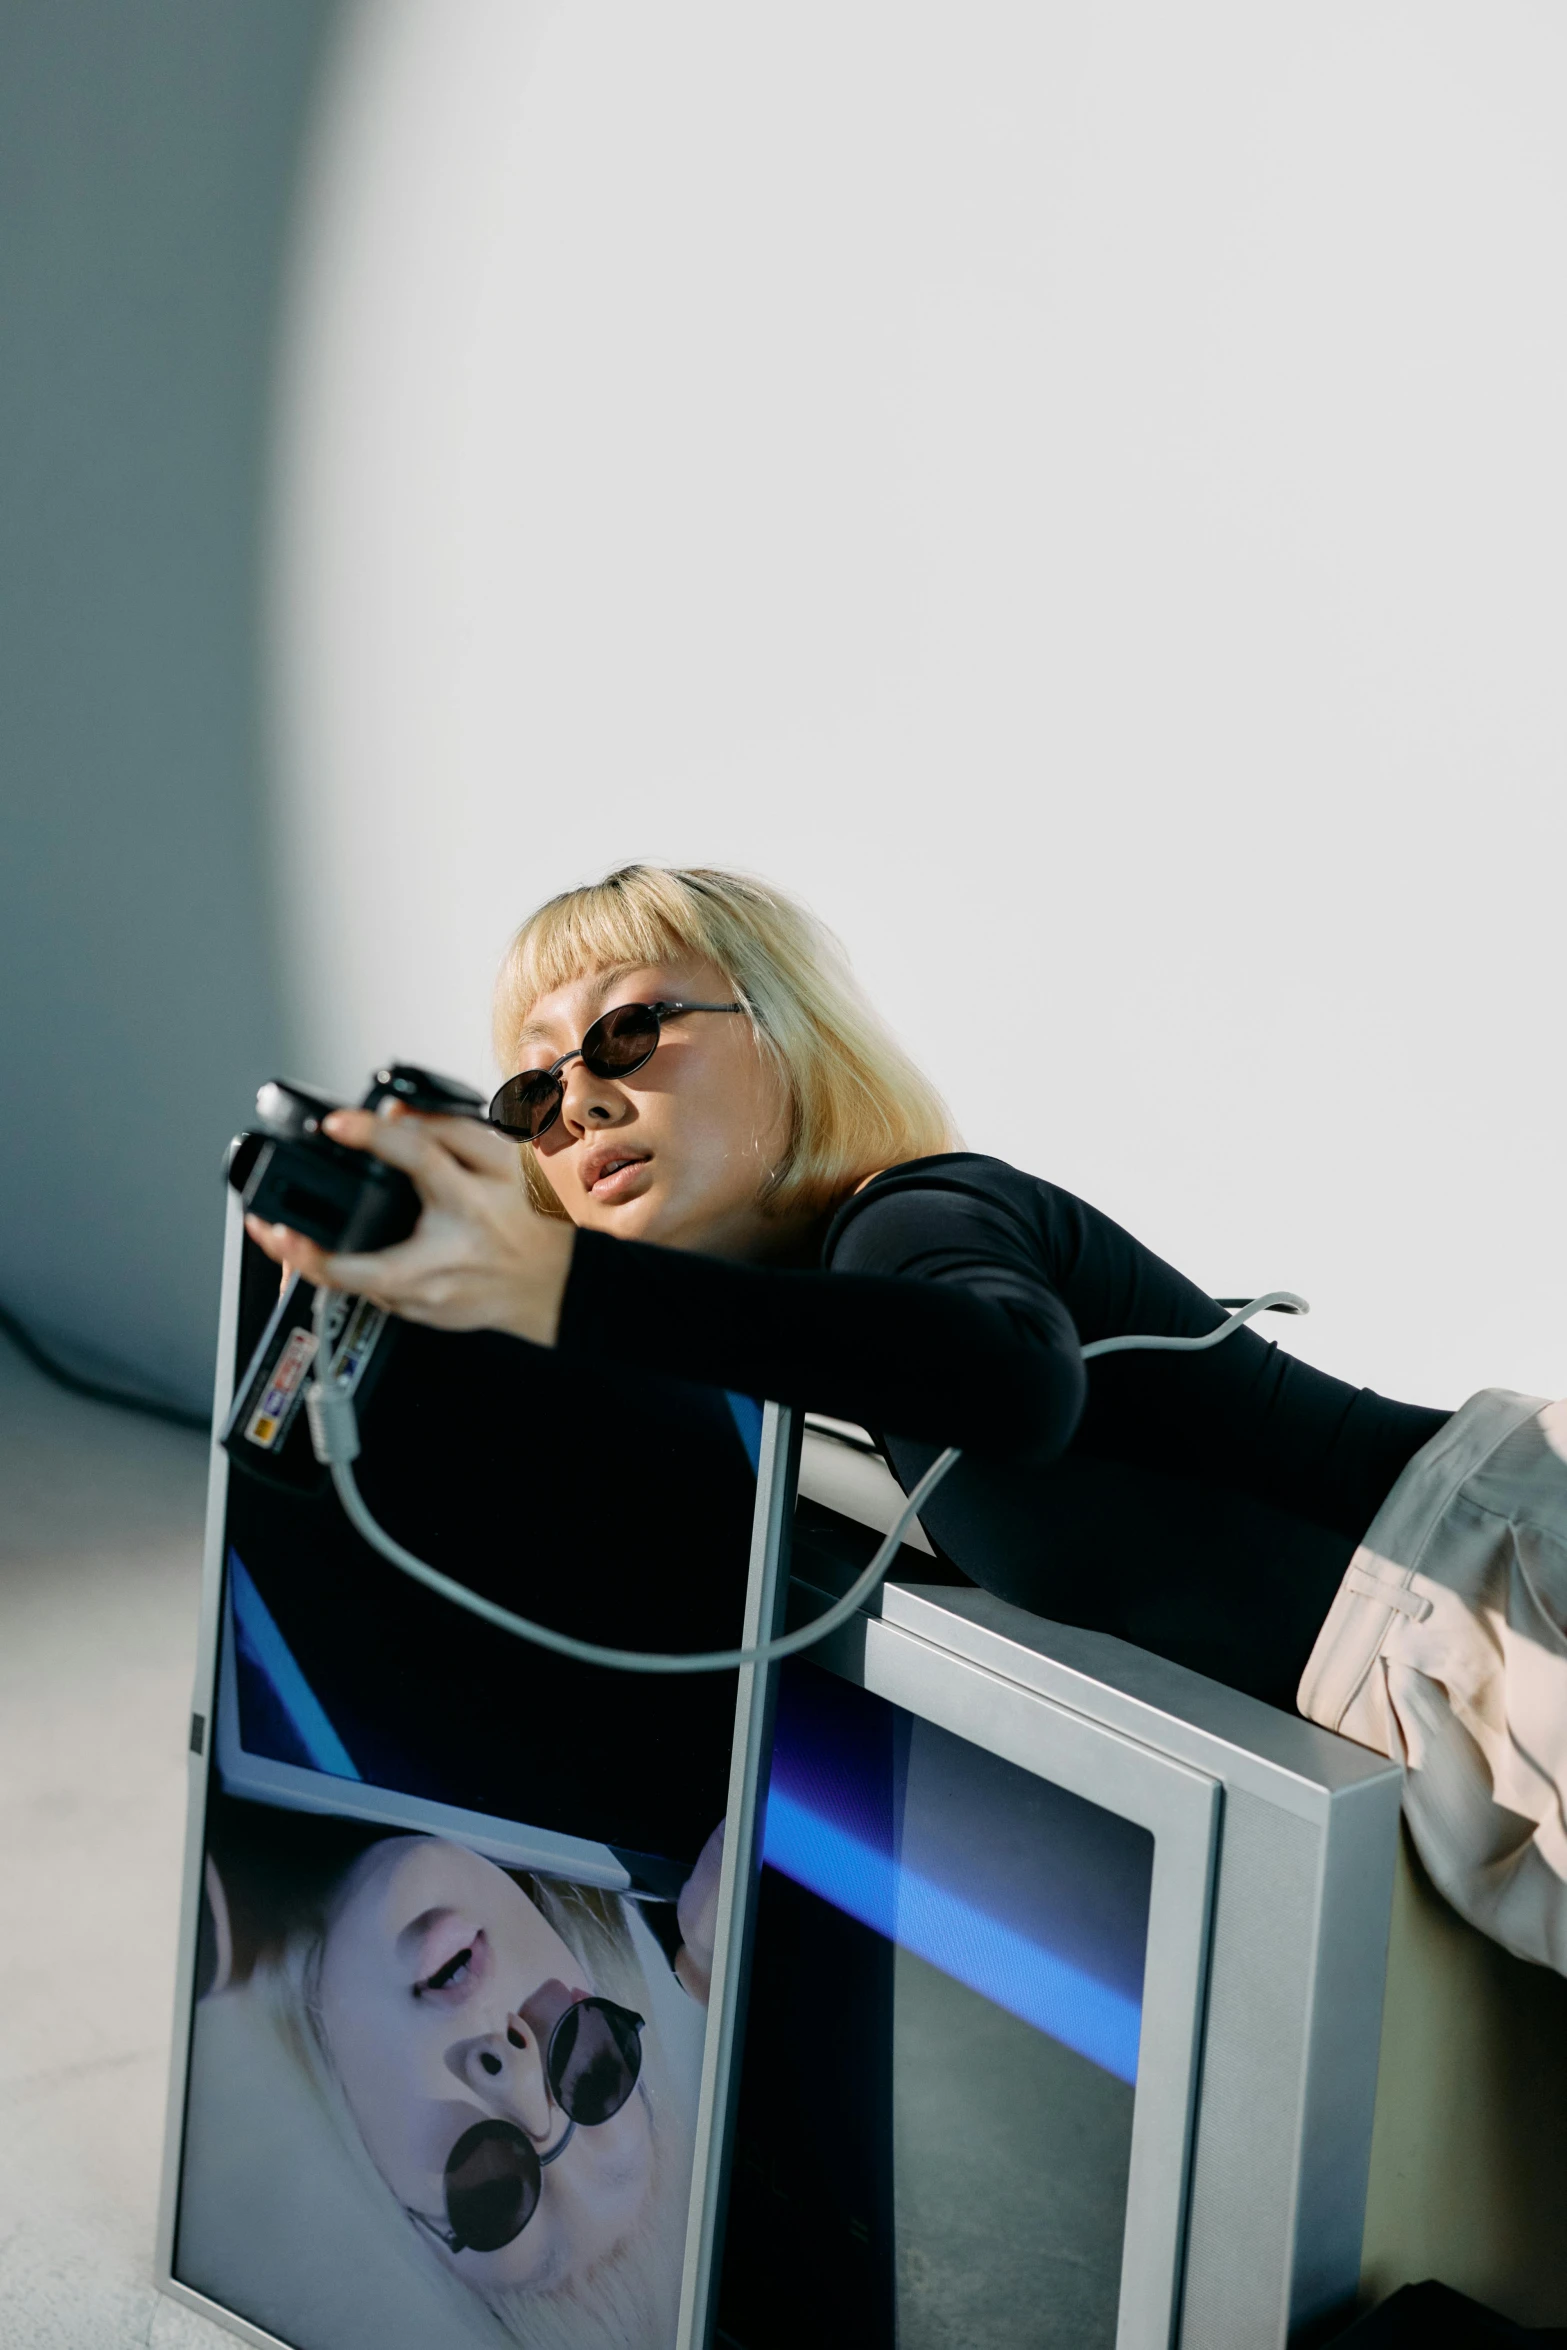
[556,1153,1450,1709]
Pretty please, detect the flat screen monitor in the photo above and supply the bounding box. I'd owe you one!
[157,1202,795,2350]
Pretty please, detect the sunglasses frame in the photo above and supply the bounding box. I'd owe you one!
[488,1000,744,1143]
[408,1995,646,2256]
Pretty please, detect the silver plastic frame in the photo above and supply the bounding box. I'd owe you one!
[155,1191,796,2350]
[788,1565,1403,2350]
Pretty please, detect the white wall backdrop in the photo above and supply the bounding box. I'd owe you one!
[270,0,1567,1407]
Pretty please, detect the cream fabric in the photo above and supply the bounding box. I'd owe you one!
[1298,1388,1567,1974]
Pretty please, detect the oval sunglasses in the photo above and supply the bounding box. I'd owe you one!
[408,1994,646,2255]
[487,1001,743,1144]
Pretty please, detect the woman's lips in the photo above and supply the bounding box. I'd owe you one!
[586,1154,650,1201]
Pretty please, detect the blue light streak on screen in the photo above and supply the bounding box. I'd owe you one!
[760,1664,1150,2085]
[724,1392,765,1470]
[762,1787,1142,2085]
[229,1550,360,1780]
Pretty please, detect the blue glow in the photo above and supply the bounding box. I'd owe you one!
[228,1551,361,1780]
[762,1786,1142,2085]
[724,1392,765,1470]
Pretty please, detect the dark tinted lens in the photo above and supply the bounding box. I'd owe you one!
[581,1003,662,1077]
[547,1999,645,2126]
[488,1070,563,1141]
[444,2119,541,2252]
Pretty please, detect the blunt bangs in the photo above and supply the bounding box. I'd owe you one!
[497,872,702,1015]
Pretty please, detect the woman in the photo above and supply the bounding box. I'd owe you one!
[250,863,1567,1976]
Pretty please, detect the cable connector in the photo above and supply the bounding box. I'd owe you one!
[305,1377,361,1466]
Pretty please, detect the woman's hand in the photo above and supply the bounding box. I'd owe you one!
[674,1820,725,2005]
[244,1106,576,1347]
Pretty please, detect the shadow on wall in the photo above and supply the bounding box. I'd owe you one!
[0,0,338,1407]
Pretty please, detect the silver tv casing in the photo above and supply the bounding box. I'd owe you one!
[788,1459,1402,2350]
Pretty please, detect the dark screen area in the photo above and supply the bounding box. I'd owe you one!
[220,1248,764,1863]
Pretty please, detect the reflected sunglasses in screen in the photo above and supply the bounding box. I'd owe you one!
[487,1001,744,1143]
[409,1996,646,2256]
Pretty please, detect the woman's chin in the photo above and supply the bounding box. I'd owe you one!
[583,1179,720,1249]
[581,1189,662,1242]
[574,1182,751,1256]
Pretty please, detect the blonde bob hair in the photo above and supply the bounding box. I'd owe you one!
[494,864,956,1224]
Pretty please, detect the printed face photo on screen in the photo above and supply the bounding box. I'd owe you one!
[316,1836,657,2288]
[179,1807,712,2350]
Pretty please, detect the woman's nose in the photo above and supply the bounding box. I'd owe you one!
[559,1059,629,1133]
[465,2012,555,2141]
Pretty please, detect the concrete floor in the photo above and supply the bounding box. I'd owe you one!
[0,1345,230,2348]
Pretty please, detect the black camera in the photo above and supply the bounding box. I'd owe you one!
[227,1063,488,1254]
[221,1064,487,1491]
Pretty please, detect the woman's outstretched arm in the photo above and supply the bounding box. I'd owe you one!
[245,1108,1087,1462]
[555,1203,1086,1462]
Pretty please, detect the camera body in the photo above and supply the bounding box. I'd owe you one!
[221,1064,487,1490]
[229,1064,487,1254]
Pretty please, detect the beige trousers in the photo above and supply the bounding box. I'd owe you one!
[1298,1387,1567,1974]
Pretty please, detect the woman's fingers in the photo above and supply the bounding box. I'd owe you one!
[240,1102,569,1341]
[244,1215,339,1288]
[243,1210,421,1306]
[316,1107,454,1197]
[313,1231,435,1300]
[406,1112,522,1177]
[320,1106,521,1195]
[244,1209,436,1307]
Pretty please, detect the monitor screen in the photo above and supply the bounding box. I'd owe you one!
[717,1660,1154,2350]
[168,1251,783,2350]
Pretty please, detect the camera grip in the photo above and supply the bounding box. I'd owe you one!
[239,1136,420,1254]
